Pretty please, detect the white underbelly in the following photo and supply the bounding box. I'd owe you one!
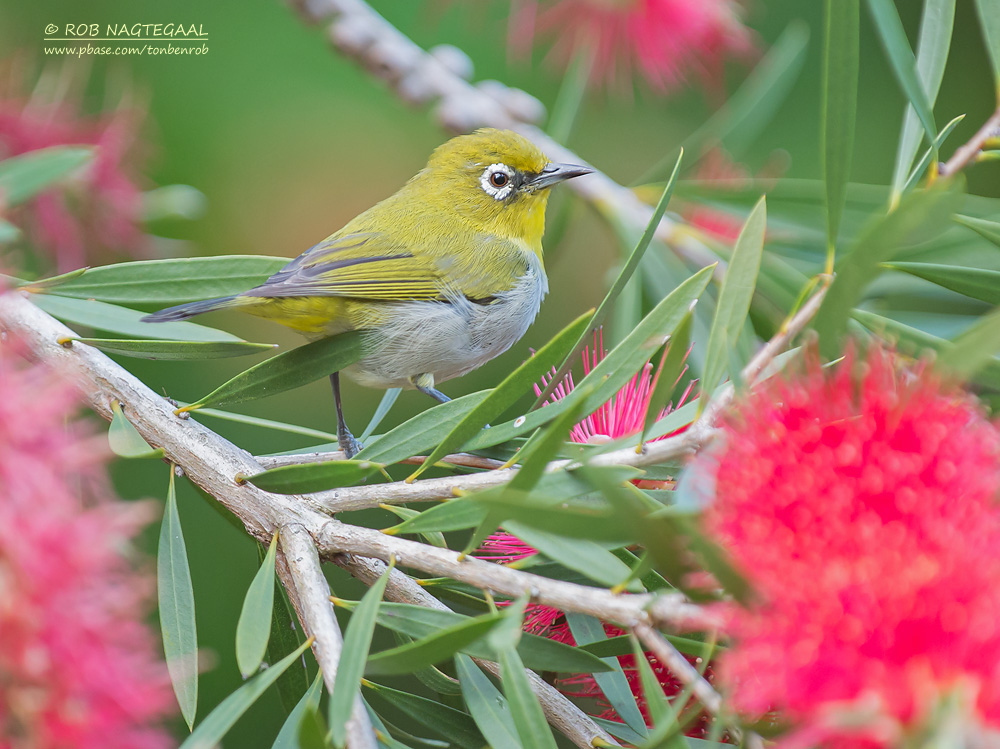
[344,263,547,389]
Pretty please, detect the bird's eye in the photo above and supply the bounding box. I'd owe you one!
[480,163,516,199]
[489,171,509,188]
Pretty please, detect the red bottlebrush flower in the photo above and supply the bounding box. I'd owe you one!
[0,329,175,747]
[510,0,754,95]
[479,338,708,732]
[700,345,1000,747]
[0,63,149,271]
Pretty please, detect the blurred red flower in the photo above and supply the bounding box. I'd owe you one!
[0,328,175,748]
[701,345,1000,746]
[510,0,753,94]
[0,63,149,272]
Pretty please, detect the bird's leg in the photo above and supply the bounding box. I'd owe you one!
[330,372,362,458]
[411,373,451,404]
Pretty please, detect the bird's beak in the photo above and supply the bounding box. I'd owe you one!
[529,162,594,190]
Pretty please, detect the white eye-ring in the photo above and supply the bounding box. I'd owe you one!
[480,163,515,200]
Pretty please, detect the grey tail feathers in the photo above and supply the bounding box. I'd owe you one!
[141,295,239,323]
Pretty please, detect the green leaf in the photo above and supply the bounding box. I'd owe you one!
[236,534,278,678]
[0,146,92,205]
[945,307,1000,380]
[383,497,489,536]
[640,21,809,181]
[244,460,384,495]
[158,469,198,730]
[455,654,523,749]
[821,0,860,259]
[365,612,504,676]
[360,388,401,442]
[700,197,766,400]
[536,153,684,408]
[272,672,323,749]
[955,214,1000,249]
[363,682,484,749]
[355,390,491,466]
[565,613,648,738]
[883,262,1000,304]
[33,294,243,342]
[580,633,714,660]
[68,338,275,360]
[890,0,956,200]
[975,0,1000,94]
[263,550,309,714]
[298,707,331,749]
[866,0,939,149]
[902,114,966,192]
[630,635,670,726]
[510,384,593,491]
[642,312,690,444]
[16,267,88,292]
[182,332,365,412]
[49,255,288,304]
[189,408,339,443]
[496,600,558,749]
[379,505,447,549]
[503,522,636,589]
[180,637,313,749]
[329,564,392,748]
[409,310,592,481]
[109,401,162,459]
[469,266,713,452]
[814,182,963,355]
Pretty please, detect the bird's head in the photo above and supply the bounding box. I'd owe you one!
[417,129,592,245]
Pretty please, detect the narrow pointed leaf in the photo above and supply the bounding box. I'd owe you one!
[245,460,383,494]
[262,547,309,714]
[496,600,558,749]
[503,521,636,589]
[182,331,364,412]
[455,654,523,749]
[630,635,670,726]
[410,310,592,481]
[109,401,161,459]
[469,266,713,451]
[355,390,491,466]
[700,197,766,400]
[902,114,965,192]
[360,388,401,442]
[0,146,93,205]
[566,613,647,737]
[866,0,938,145]
[379,505,447,548]
[158,469,198,730]
[365,612,504,676]
[814,182,963,355]
[975,0,1000,92]
[33,294,242,342]
[510,384,592,491]
[236,534,278,678]
[363,682,483,749]
[68,338,275,360]
[187,407,339,443]
[16,267,88,292]
[883,262,1000,304]
[298,707,330,749]
[383,497,489,535]
[642,312,691,443]
[956,214,1000,249]
[180,637,312,749]
[945,307,1000,380]
[535,152,684,407]
[821,0,859,256]
[272,672,323,749]
[49,255,288,304]
[891,0,956,199]
[329,564,392,748]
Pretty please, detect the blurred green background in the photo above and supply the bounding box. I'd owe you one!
[1,0,998,744]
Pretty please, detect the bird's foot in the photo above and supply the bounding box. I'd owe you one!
[339,432,363,460]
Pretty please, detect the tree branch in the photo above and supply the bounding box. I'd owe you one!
[278,525,376,748]
[939,105,1000,177]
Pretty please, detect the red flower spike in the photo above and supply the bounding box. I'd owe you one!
[0,325,175,748]
[700,344,1000,747]
[511,0,754,95]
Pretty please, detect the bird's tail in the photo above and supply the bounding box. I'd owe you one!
[141,295,242,323]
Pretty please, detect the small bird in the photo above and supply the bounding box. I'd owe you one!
[144,129,592,457]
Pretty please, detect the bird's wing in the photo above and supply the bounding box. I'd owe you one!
[243,232,446,301]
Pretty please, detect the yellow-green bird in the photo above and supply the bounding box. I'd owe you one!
[144,128,591,456]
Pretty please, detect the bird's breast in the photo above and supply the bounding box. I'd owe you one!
[345,255,548,389]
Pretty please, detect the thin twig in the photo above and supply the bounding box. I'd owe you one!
[278,525,376,749]
[632,622,723,719]
[939,106,1000,177]
[332,554,621,749]
[257,450,507,471]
